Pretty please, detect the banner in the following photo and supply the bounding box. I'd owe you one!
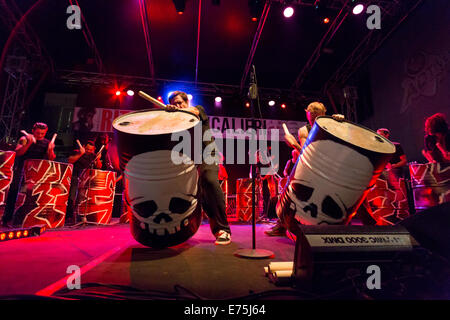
[72,107,306,141]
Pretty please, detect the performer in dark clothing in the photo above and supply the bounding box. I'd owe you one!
[422,113,450,163]
[376,128,407,169]
[2,122,56,226]
[283,149,299,178]
[166,91,231,245]
[94,133,114,171]
[66,140,102,224]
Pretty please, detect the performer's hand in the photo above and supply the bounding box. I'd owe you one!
[385,162,392,170]
[165,104,179,112]
[21,130,36,144]
[331,114,345,122]
[284,133,299,149]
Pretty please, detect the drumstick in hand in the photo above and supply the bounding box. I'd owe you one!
[282,123,302,153]
[138,91,166,109]
[50,133,57,146]
[21,130,36,144]
[76,139,83,149]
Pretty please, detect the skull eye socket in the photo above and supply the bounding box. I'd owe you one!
[291,183,314,201]
[321,195,343,219]
[169,197,192,214]
[133,200,157,218]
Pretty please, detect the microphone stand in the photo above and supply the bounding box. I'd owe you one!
[234,65,274,259]
[72,145,104,228]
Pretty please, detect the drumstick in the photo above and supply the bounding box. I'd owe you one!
[282,123,290,136]
[20,130,36,144]
[95,145,105,161]
[50,133,57,145]
[138,91,166,109]
[76,139,83,149]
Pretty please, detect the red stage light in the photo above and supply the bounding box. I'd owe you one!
[178,11,183,15]
[0,233,5,240]
[245,102,250,108]
[23,230,28,237]
[323,17,330,24]
[251,17,257,22]
[8,232,14,239]
[16,231,21,238]
[115,91,121,96]
[157,96,163,101]
[281,104,286,109]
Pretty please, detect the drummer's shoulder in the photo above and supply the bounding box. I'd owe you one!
[191,105,206,119]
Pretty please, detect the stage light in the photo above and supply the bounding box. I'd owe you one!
[0,233,5,241]
[8,232,13,239]
[16,231,21,238]
[353,4,364,15]
[268,100,275,106]
[127,90,134,96]
[281,104,286,109]
[323,17,330,24]
[187,94,193,100]
[172,0,185,15]
[157,96,163,101]
[245,102,250,108]
[215,96,222,103]
[115,90,121,96]
[249,0,263,21]
[23,230,28,237]
[283,7,294,18]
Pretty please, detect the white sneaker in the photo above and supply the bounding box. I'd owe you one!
[215,230,231,245]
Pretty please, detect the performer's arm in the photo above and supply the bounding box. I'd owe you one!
[391,155,407,168]
[422,149,435,163]
[283,161,291,177]
[297,126,309,150]
[68,140,85,163]
[436,142,450,162]
[15,135,33,156]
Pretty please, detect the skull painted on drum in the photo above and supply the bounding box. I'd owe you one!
[124,150,202,248]
[278,139,374,225]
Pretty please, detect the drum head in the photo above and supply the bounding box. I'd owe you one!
[113,109,199,135]
[315,116,395,154]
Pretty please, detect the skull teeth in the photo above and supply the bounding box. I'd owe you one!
[139,219,189,236]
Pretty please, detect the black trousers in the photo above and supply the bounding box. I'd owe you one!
[198,165,231,235]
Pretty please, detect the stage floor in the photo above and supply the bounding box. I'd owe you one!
[0,220,298,299]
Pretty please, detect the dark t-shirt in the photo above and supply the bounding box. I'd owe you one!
[15,138,50,170]
[70,149,97,177]
[389,142,405,164]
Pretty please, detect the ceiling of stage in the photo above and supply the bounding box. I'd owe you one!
[5,0,378,94]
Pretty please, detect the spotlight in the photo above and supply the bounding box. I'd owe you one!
[187,94,193,100]
[172,0,186,15]
[215,96,222,103]
[283,7,294,18]
[115,90,121,96]
[268,100,275,106]
[281,103,286,109]
[323,17,330,24]
[127,90,134,96]
[157,96,163,101]
[245,102,250,108]
[352,4,364,15]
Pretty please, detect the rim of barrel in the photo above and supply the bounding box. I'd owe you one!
[315,116,396,154]
[112,108,200,135]
[24,159,73,166]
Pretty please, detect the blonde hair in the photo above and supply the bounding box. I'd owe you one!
[306,102,326,115]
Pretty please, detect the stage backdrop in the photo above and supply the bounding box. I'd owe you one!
[363,0,450,162]
[71,106,306,140]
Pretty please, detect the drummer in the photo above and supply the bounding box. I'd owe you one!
[2,122,56,226]
[166,91,231,245]
[376,128,407,169]
[265,102,344,236]
[66,140,102,224]
[283,149,299,178]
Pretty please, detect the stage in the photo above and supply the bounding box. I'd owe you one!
[0,220,298,299]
